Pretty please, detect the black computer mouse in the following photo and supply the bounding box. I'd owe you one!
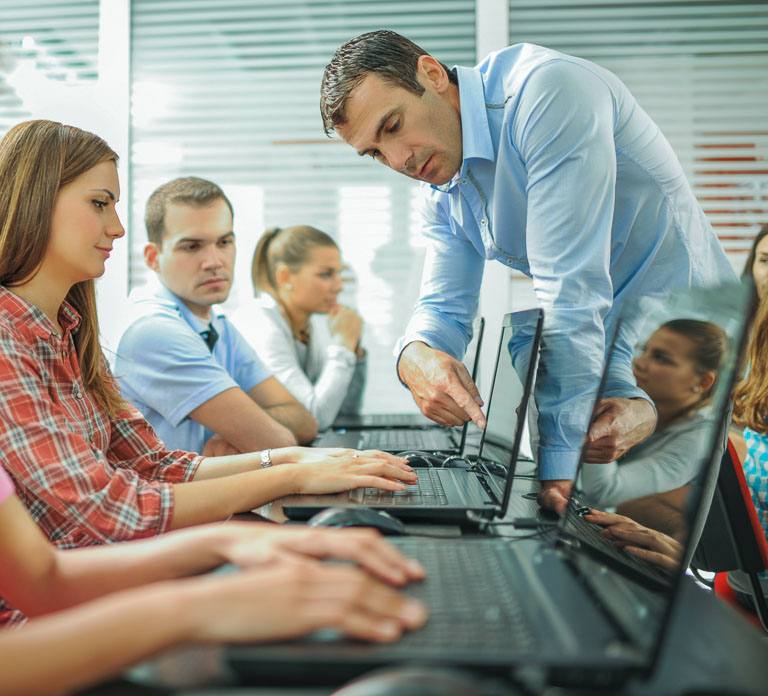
[403,453,432,467]
[307,507,407,535]
[332,665,516,696]
[396,451,437,467]
[441,454,472,469]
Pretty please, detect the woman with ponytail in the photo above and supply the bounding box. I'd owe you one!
[232,225,366,430]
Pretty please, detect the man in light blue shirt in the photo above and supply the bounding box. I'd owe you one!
[320,31,736,511]
[116,177,317,454]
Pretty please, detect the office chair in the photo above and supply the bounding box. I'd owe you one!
[704,438,768,631]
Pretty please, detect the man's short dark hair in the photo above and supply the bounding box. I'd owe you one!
[145,176,234,246]
[320,29,457,136]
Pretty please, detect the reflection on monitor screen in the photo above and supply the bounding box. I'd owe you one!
[561,281,749,587]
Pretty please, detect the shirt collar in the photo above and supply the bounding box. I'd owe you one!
[153,284,226,329]
[431,65,496,194]
[0,286,82,340]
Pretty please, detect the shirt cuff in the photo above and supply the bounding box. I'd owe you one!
[394,323,465,361]
[156,482,177,535]
[182,454,204,482]
[325,344,356,368]
[537,446,582,481]
[602,381,650,402]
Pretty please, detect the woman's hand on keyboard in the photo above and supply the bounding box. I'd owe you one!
[188,554,428,644]
[287,448,419,494]
[583,509,683,572]
[219,525,425,586]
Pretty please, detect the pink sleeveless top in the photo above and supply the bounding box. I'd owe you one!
[0,465,14,503]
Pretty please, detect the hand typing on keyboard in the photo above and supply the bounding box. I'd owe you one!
[287,448,419,495]
[583,509,683,572]
[195,538,428,644]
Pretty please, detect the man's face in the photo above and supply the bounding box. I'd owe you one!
[335,61,462,186]
[145,198,235,320]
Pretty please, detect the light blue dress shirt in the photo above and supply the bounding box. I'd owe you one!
[115,285,271,454]
[395,44,736,480]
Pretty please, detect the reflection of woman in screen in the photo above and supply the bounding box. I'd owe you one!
[231,226,366,431]
[582,319,727,507]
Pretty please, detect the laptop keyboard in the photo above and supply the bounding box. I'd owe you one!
[366,413,431,427]
[391,538,538,651]
[362,467,448,506]
[362,429,452,452]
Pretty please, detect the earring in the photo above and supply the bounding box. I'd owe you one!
[692,386,701,393]
[285,283,293,291]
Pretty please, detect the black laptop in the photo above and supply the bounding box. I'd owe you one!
[227,281,750,690]
[282,309,543,523]
[316,317,485,452]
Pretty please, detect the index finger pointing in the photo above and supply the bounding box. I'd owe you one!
[448,365,486,429]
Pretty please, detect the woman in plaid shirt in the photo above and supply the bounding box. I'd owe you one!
[0,120,418,615]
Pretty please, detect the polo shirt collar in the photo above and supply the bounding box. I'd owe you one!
[153,284,226,330]
[431,65,496,194]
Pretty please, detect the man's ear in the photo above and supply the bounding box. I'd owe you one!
[144,243,161,272]
[417,55,451,93]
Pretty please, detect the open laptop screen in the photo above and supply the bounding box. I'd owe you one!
[557,281,749,671]
[475,310,541,463]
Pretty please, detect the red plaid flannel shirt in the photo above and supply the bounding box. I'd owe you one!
[0,288,202,625]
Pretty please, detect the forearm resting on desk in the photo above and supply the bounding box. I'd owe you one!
[1,580,196,696]
[189,387,298,452]
[175,453,418,528]
[263,402,318,445]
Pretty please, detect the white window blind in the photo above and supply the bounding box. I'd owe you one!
[508,0,768,270]
[0,1,99,137]
[130,0,476,413]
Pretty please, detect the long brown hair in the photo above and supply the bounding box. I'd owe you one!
[0,120,125,416]
[742,222,768,320]
[734,297,768,433]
